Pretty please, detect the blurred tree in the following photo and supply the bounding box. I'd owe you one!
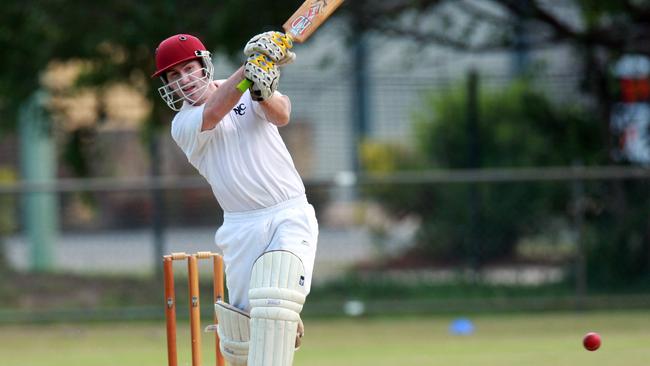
[362,79,606,264]
[0,0,312,134]
[353,0,650,56]
[355,0,650,284]
[0,0,345,273]
[583,179,650,286]
[352,0,650,160]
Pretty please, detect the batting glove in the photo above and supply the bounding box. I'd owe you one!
[244,53,280,101]
[244,31,296,66]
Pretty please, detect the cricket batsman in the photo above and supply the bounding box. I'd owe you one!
[152,33,318,366]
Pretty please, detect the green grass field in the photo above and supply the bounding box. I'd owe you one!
[1,310,648,366]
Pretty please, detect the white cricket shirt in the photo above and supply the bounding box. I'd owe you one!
[171,90,305,213]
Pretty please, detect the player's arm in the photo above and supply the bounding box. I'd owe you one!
[201,66,246,131]
[258,94,291,127]
[242,32,292,126]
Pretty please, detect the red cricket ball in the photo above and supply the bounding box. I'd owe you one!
[583,332,601,351]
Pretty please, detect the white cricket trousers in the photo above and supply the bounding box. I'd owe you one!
[214,195,319,311]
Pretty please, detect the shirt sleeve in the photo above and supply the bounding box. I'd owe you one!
[170,104,213,163]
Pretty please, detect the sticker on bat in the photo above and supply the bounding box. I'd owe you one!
[290,16,312,36]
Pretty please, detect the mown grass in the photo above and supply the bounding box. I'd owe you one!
[0,310,648,366]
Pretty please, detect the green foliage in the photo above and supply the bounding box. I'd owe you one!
[311,272,573,302]
[362,78,606,263]
[0,167,17,235]
[0,166,17,273]
[0,0,312,133]
[363,77,650,286]
[0,0,332,189]
[577,0,630,27]
[360,141,430,216]
[581,179,650,287]
[415,80,605,168]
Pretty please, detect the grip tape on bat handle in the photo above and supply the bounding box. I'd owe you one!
[237,79,253,93]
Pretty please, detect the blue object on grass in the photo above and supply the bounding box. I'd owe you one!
[449,318,475,335]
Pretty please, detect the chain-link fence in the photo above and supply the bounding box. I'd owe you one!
[1,63,649,319]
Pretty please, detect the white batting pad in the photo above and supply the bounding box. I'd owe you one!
[213,301,251,366]
[248,251,307,366]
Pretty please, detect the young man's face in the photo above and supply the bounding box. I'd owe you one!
[164,59,207,100]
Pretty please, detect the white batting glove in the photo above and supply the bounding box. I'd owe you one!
[244,31,296,66]
[244,53,280,101]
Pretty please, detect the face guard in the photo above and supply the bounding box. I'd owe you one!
[157,50,214,111]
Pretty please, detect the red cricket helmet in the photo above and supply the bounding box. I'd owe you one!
[152,34,210,78]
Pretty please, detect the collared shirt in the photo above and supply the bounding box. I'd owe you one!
[171,89,305,213]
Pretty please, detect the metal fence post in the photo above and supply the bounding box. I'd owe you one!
[18,91,57,272]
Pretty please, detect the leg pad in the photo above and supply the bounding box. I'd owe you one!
[247,251,307,366]
[212,301,250,366]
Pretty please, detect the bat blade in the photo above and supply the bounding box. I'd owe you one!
[283,0,345,43]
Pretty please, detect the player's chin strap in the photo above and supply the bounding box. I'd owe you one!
[248,250,307,366]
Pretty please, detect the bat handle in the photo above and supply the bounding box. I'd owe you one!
[237,79,253,92]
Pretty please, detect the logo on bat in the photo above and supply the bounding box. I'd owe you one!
[289,0,330,36]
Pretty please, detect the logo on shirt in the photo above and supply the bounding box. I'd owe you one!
[233,103,246,116]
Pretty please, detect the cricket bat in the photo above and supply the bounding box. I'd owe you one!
[237,0,345,92]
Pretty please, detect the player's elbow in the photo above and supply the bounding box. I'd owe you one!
[265,96,291,126]
[279,96,292,126]
[273,111,290,127]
